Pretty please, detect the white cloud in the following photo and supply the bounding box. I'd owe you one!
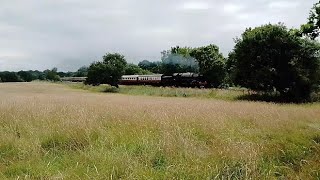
[268,1,300,9]
[180,2,210,10]
[223,3,243,14]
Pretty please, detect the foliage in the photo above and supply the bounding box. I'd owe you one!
[125,64,151,75]
[44,68,60,82]
[300,1,320,39]
[190,44,226,87]
[225,51,237,86]
[33,70,46,80]
[171,46,194,57]
[85,53,127,87]
[17,71,36,82]
[230,23,320,102]
[0,72,23,82]
[0,70,59,82]
[74,66,88,77]
[57,71,74,78]
[138,60,162,73]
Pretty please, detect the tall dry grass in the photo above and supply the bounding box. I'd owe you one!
[69,83,246,101]
[0,82,320,179]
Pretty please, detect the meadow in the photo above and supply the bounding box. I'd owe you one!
[0,82,320,179]
[68,83,247,101]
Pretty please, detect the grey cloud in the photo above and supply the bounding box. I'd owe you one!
[0,0,316,71]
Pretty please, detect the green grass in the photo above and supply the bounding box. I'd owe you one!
[0,82,319,179]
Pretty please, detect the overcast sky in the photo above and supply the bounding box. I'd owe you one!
[0,0,316,71]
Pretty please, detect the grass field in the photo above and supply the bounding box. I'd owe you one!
[68,83,247,101]
[0,82,320,179]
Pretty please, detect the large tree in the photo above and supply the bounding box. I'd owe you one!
[190,44,226,87]
[300,1,320,40]
[85,53,127,87]
[231,23,320,102]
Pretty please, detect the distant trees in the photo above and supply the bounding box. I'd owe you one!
[86,53,127,87]
[44,68,60,81]
[0,72,22,82]
[57,71,74,78]
[74,66,88,77]
[17,71,37,82]
[229,23,320,102]
[138,60,162,73]
[125,64,151,75]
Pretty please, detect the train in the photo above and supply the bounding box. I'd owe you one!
[61,73,208,88]
[121,73,207,87]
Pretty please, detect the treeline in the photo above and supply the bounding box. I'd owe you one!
[0,64,150,83]
[0,68,83,83]
[0,69,60,82]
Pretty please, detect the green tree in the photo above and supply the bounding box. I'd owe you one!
[44,68,60,81]
[0,72,22,82]
[57,71,74,78]
[17,71,35,82]
[231,23,320,102]
[300,1,320,40]
[190,44,226,87]
[74,66,88,77]
[170,46,194,57]
[125,64,151,75]
[85,53,127,87]
[34,70,45,80]
[138,60,162,73]
[225,51,237,86]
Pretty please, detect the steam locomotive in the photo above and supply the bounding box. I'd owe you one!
[120,73,207,87]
